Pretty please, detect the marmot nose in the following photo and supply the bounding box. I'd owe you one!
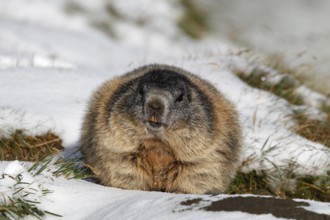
[146,99,165,117]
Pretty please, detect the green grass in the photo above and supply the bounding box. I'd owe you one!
[0,154,93,219]
[65,1,210,40]
[63,1,86,15]
[236,70,304,105]
[178,0,210,39]
[226,171,273,196]
[289,173,330,202]
[233,66,330,202]
[227,171,330,202]
[236,68,330,149]
[0,153,93,219]
[0,198,62,220]
[1,157,58,219]
[91,20,117,38]
[293,111,330,148]
[0,131,93,219]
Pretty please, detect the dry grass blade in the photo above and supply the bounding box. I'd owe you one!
[293,112,330,148]
[0,130,63,161]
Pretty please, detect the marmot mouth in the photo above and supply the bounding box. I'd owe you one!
[144,120,167,131]
[148,121,162,128]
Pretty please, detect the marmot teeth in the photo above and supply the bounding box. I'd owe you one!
[80,64,242,194]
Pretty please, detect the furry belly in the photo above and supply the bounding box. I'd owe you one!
[136,139,180,191]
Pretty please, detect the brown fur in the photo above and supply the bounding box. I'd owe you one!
[136,139,178,191]
[81,64,242,194]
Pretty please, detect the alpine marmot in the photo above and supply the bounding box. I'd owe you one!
[80,64,242,194]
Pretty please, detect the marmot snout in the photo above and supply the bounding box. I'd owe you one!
[130,71,193,135]
[81,64,242,194]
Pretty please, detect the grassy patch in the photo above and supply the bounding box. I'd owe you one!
[178,0,209,39]
[0,130,63,161]
[64,2,86,15]
[0,130,93,218]
[236,70,304,105]
[227,171,330,202]
[29,154,94,180]
[90,21,117,38]
[0,147,93,219]
[0,198,61,220]
[236,69,330,149]
[293,111,330,148]
[235,69,330,201]
[105,3,123,20]
[226,171,273,196]
[288,173,330,202]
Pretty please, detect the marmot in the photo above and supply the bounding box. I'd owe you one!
[80,64,242,194]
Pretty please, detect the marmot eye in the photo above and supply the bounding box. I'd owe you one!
[175,93,184,102]
[139,87,144,95]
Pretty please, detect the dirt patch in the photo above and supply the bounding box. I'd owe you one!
[181,196,330,220]
[180,198,203,206]
[205,196,330,220]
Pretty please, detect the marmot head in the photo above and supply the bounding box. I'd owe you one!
[127,70,193,134]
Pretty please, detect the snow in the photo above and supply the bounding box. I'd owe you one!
[1,160,328,220]
[0,0,329,219]
[298,199,330,216]
[1,161,47,217]
[196,0,330,95]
